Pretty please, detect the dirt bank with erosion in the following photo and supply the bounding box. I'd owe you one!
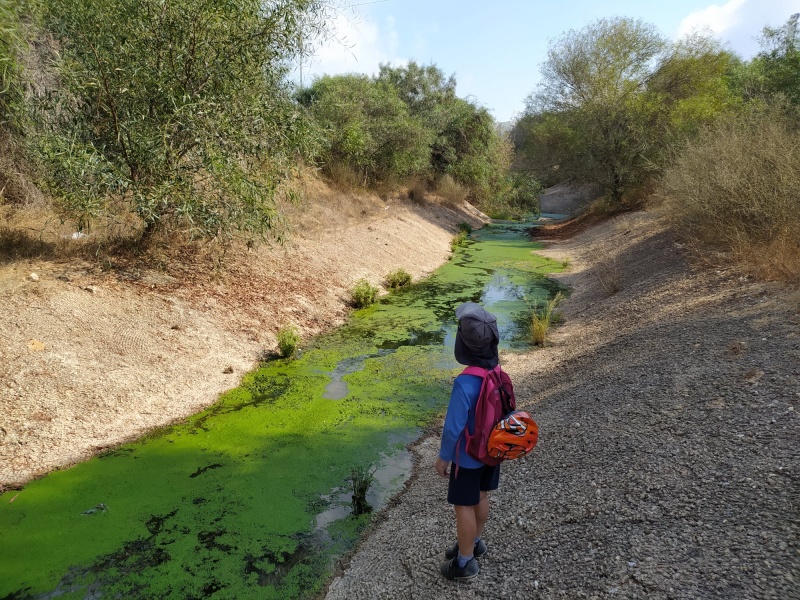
[325,209,799,599]
[2,187,798,600]
[0,191,487,488]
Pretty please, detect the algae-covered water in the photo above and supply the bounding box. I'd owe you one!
[0,222,563,599]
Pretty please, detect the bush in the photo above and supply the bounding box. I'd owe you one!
[434,174,467,204]
[276,325,300,358]
[457,222,472,234]
[385,269,412,289]
[349,278,379,308]
[531,292,563,346]
[450,230,468,252]
[38,0,328,241]
[658,104,800,281]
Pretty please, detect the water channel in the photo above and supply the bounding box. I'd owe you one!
[0,220,564,599]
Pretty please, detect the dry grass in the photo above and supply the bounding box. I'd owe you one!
[278,166,389,236]
[658,106,800,284]
[433,174,467,205]
[325,163,364,192]
[407,178,427,203]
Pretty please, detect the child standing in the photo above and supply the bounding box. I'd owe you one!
[435,302,501,580]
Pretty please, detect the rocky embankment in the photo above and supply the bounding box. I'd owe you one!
[324,210,799,600]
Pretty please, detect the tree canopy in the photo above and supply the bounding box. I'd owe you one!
[515,17,735,203]
[299,61,523,211]
[37,0,330,240]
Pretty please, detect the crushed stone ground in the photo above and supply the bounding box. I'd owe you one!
[324,211,799,600]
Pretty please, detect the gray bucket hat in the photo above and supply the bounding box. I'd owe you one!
[454,302,499,368]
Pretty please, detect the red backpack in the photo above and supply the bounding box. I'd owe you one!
[460,366,538,466]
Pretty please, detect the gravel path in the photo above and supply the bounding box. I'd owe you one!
[324,212,800,599]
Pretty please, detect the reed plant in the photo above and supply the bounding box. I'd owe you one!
[349,464,376,516]
[385,268,412,289]
[531,291,564,346]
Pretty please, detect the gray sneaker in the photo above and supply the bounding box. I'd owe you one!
[440,555,480,580]
[444,539,487,560]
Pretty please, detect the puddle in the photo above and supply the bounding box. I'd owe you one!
[322,350,395,400]
[0,220,565,600]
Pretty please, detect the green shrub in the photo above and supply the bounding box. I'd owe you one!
[385,269,412,289]
[276,325,300,358]
[457,222,472,234]
[531,292,563,346]
[39,0,328,241]
[350,278,379,308]
[450,230,468,252]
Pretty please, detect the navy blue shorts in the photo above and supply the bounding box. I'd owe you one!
[447,463,500,506]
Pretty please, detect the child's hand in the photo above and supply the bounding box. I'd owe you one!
[435,457,450,478]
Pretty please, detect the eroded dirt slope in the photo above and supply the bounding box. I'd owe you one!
[0,195,487,488]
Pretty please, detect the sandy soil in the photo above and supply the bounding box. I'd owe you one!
[0,192,488,489]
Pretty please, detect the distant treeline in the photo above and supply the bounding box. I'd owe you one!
[1,2,798,278]
[512,15,799,280]
[0,0,531,244]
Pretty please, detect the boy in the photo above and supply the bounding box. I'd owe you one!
[435,301,501,580]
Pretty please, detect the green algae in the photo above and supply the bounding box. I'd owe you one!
[0,221,564,599]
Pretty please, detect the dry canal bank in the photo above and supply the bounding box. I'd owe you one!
[0,219,564,598]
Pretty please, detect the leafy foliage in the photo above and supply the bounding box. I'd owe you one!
[349,278,379,308]
[0,0,24,125]
[37,0,329,240]
[757,13,800,104]
[515,17,735,205]
[297,74,431,184]
[300,61,516,209]
[385,269,412,289]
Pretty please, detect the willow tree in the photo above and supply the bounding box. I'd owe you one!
[39,0,330,241]
[517,17,734,205]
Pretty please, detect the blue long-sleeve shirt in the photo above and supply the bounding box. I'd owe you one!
[439,373,484,469]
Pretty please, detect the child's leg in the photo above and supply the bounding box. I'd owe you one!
[474,490,489,538]
[454,504,478,557]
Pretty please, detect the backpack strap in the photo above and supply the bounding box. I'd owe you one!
[453,365,495,478]
[461,366,489,378]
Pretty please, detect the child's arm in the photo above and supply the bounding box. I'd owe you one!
[438,377,472,463]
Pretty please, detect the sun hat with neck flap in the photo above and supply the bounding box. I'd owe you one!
[454,302,499,369]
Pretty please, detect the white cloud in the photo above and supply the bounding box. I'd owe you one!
[297,11,405,83]
[677,0,800,58]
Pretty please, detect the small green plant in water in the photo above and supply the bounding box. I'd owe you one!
[277,325,301,358]
[385,269,412,289]
[457,222,472,234]
[349,464,376,516]
[531,291,564,346]
[350,278,379,308]
[451,230,468,252]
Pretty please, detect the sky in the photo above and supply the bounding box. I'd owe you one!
[297,0,800,123]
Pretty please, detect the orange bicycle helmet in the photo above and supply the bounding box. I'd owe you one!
[487,411,539,460]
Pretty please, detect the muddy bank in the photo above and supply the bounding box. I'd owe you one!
[0,195,487,488]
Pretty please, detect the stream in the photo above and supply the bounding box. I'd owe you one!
[0,220,564,599]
